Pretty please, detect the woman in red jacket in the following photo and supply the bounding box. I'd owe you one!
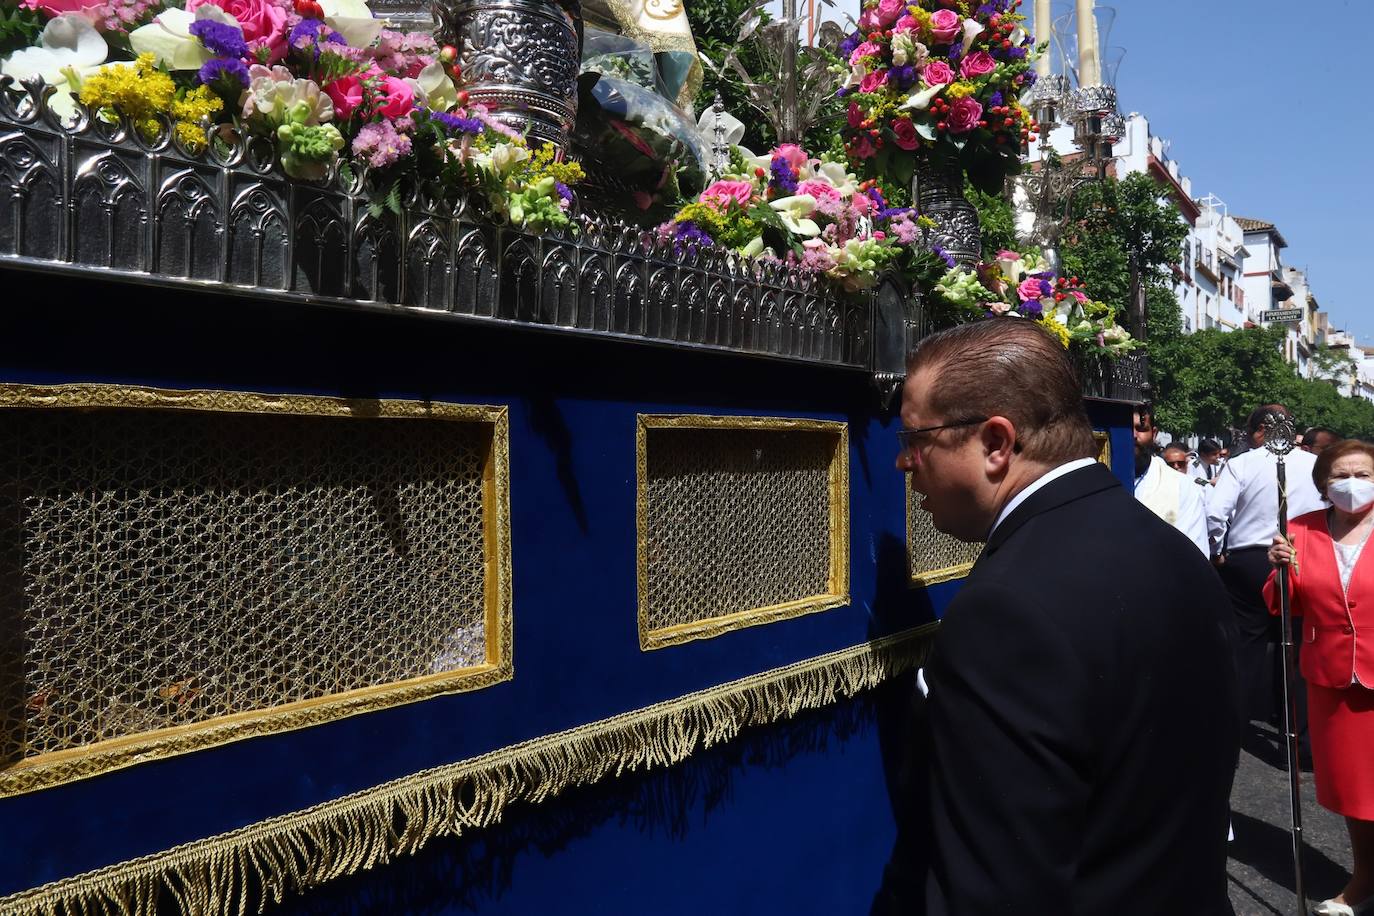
[1268,439,1374,915]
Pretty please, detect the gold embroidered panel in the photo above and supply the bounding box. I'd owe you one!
[906,475,982,586]
[636,415,849,650]
[0,384,512,797]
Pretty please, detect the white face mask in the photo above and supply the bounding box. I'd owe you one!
[1327,478,1374,513]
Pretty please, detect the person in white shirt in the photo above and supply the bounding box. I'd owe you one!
[1208,404,1324,725]
[1189,439,1225,484]
[1131,413,1209,556]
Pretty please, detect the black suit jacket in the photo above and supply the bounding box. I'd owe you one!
[923,462,1239,916]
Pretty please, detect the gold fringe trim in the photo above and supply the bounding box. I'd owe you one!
[1,626,935,916]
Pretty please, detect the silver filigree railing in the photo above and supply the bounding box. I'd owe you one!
[0,79,1146,403]
[0,79,889,374]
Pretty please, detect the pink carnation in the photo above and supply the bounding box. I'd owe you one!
[701,180,754,209]
[960,50,997,79]
[922,60,955,85]
[929,8,961,43]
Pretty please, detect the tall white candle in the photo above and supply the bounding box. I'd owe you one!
[1034,0,1051,76]
[1075,0,1100,86]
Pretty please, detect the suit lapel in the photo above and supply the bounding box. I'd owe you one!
[982,463,1122,559]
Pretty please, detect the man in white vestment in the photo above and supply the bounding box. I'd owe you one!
[1132,408,1209,556]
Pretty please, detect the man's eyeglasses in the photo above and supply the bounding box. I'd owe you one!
[897,416,989,454]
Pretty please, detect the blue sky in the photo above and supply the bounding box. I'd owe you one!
[1066,0,1371,344]
[789,0,1370,343]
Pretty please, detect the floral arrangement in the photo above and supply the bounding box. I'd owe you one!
[0,0,583,230]
[658,141,934,291]
[837,0,1038,192]
[930,247,1138,355]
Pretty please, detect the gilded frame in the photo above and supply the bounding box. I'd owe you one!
[906,430,1114,587]
[0,383,514,798]
[635,414,851,650]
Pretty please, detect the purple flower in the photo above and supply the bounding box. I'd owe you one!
[947,44,963,63]
[1006,46,1027,59]
[890,64,917,89]
[838,30,862,59]
[932,245,956,269]
[1023,70,1038,87]
[197,56,250,87]
[555,181,573,202]
[352,120,412,169]
[188,19,248,59]
[669,220,714,255]
[426,109,484,135]
[988,91,1004,108]
[769,156,798,195]
[1020,299,1044,318]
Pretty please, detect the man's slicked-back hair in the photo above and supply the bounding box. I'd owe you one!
[906,319,1097,464]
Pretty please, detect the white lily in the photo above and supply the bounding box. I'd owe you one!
[769,194,821,237]
[404,60,459,111]
[814,160,857,197]
[319,0,382,50]
[1,14,108,120]
[899,82,945,112]
[129,5,239,71]
[741,236,765,258]
[960,18,984,56]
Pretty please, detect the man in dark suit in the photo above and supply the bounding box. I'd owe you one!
[896,320,1240,915]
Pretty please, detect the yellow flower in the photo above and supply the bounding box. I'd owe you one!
[78,54,178,142]
[171,85,222,152]
[945,81,976,100]
[1038,316,1071,348]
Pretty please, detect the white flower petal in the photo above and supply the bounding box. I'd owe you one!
[320,0,373,18]
[326,15,383,48]
[899,83,944,111]
[960,18,984,56]
[41,14,107,68]
[130,8,212,71]
[193,4,240,27]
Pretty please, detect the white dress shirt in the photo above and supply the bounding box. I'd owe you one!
[1206,446,1323,552]
[1134,455,1210,556]
[1189,457,1223,483]
[989,457,1099,537]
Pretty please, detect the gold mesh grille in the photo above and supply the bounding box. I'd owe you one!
[0,384,512,797]
[637,415,849,650]
[906,433,1112,585]
[906,476,983,586]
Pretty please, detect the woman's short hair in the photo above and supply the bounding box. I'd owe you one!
[1312,439,1374,496]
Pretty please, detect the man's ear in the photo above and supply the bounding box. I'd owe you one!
[981,416,1017,475]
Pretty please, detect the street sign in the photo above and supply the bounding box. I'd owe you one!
[1261,308,1303,323]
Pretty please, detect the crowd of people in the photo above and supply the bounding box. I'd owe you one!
[892,318,1372,916]
[1132,405,1374,915]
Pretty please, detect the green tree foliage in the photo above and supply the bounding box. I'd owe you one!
[965,181,1017,260]
[685,0,776,151]
[1150,328,1374,439]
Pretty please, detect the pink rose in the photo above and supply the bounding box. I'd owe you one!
[857,6,879,30]
[377,75,414,118]
[891,118,919,150]
[928,8,961,43]
[849,41,881,66]
[187,0,286,60]
[859,69,888,93]
[995,249,1020,261]
[850,191,876,216]
[701,180,754,209]
[1071,290,1089,302]
[1017,277,1046,303]
[797,179,842,207]
[893,14,917,32]
[771,143,808,171]
[945,96,983,134]
[847,102,864,128]
[326,72,367,119]
[959,50,996,79]
[875,0,904,26]
[921,60,954,85]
